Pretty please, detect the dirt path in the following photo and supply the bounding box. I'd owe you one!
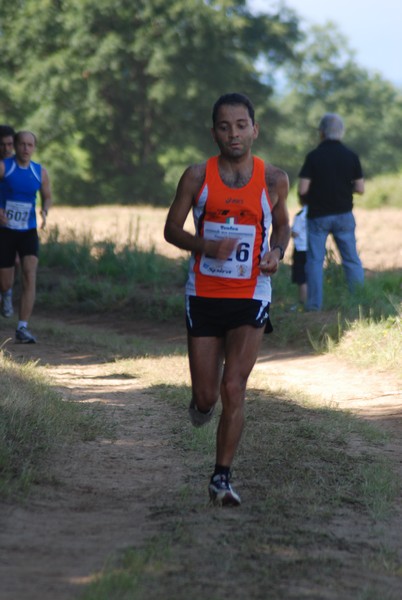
[0,317,190,600]
[256,347,402,423]
[1,318,401,600]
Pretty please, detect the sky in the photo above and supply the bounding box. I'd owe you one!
[249,0,402,87]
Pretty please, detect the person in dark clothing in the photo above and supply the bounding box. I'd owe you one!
[0,124,16,317]
[298,113,364,311]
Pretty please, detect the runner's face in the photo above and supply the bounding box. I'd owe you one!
[212,104,258,158]
[15,133,36,164]
[0,136,14,159]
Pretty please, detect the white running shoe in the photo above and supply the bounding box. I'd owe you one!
[208,473,241,507]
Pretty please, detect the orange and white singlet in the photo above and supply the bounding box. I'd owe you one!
[185,155,274,300]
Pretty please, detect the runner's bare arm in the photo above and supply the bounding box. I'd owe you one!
[260,165,290,275]
[164,164,237,260]
[0,161,6,225]
[39,167,52,229]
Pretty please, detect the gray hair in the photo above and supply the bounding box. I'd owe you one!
[319,113,344,140]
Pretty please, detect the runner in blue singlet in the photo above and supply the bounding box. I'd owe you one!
[0,131,52,343]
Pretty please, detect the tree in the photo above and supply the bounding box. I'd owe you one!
[0,0,301,204]
[268,24,402,182]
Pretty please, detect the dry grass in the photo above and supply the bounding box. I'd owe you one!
[1,225,401,599]
[45,205,402,271]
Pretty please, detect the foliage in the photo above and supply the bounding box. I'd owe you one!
[360,174,402,208]
[0,0,301,204]
[1,4,402,205]
[268,23,402,183]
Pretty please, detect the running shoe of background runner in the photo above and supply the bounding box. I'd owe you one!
[15,326,37,344]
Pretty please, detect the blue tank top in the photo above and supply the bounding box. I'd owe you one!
[1,156,42,230]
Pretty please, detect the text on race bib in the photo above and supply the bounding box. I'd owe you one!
[200,221,256,279]
[5,200,31,230]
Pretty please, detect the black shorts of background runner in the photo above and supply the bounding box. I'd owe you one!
[0,228,39,268]
[291,249,307,285]
[186,296,273,337]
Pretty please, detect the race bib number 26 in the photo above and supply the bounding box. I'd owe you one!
[200,221,256,279]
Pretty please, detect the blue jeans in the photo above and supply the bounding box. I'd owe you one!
[306,212,364,311]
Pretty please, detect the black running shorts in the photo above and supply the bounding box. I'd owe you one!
[186,296,273,337]
[291,249,307,285]
[0,228,39,268]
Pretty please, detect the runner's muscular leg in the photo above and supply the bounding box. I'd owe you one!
[217,325,265,467]
[19,255,38,322]
[0,267,14,293]
[188,334,225,412]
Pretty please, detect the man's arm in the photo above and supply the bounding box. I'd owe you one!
[164,163,237,260]
[0,161,6,225]
[298,177,311,204]
[260,165,290,275]
[39,167,52,229]
[353,178,364,194]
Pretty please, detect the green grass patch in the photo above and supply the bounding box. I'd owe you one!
[360,174,402,209]
[80,381,399,600]
[35,219,401,361]
[151,383,217,458]
[270,253,401,381]
[29,318,185,361]
[241,389,395,521]
[81,534,174,600]
[38,225,187,318]
[0,351,110,498]
[332,310,401,375]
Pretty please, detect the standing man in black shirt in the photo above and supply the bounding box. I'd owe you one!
[298,113,365,311]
